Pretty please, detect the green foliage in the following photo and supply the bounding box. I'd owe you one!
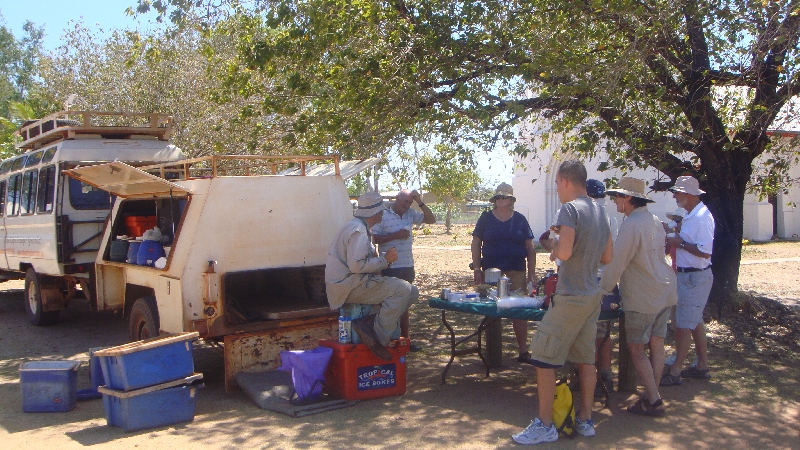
[419,143,480,232]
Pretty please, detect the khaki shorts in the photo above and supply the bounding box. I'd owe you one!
[529,292,602,366]
[624,306,671,345]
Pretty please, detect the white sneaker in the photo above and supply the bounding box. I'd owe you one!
[512,418,558,445]
[574,417,596,437]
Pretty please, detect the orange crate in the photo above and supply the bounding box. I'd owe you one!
[319,338,409,401]
[124,216,157,237]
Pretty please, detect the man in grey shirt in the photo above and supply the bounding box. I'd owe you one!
[513,161,613,445]
[325,192,418,360]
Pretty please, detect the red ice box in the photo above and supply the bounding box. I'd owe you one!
[319,338,409,401]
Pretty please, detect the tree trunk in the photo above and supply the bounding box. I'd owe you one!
[698,147,752,310]
[445,201,452,233]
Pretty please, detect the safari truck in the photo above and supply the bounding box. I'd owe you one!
[65,151,378,390]
[1,111,184,324]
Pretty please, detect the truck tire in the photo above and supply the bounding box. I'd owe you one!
[24,269,60,326]
[129,296,160,342]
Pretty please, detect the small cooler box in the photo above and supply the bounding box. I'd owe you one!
[93,332,198,391]
[320,338,409,401]
[98,373,203,432]
[20,360,81,413]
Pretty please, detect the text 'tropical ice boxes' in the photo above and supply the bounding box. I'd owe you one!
[93,332,198,391]
[20,360,81,413]
[98,373,203,432]
[319,338,409,401]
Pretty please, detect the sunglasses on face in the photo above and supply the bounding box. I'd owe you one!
[496,195,511,200]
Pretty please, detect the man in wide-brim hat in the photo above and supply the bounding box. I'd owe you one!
[604,176,655,203]
[325,191,418,361]
[661,176,715,386]
[601,176,676,416]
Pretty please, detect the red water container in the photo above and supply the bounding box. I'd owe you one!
[319,338,409,401]
[543,274,558,308]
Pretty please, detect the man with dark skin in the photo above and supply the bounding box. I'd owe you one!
[372,189,435,348]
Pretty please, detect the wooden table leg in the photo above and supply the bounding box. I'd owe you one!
[617,313,638,392]
[484,316,503,368]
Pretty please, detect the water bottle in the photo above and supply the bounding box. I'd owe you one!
[338,316,352,343]
[498,274,510,298]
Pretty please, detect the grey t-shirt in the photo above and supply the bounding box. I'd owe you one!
[555,196,610,296]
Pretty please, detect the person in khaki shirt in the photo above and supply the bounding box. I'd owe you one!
[600,177,677,416]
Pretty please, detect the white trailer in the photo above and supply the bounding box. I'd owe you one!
[66,154,378,390]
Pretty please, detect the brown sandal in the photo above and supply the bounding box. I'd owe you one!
[627,397,666,417]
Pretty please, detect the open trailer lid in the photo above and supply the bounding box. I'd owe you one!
[279,157,382,180]
[63,161,190,198]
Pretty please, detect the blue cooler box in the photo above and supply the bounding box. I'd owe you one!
[98,373,202,432]
[93,332,198,391]
[20,360,81,413]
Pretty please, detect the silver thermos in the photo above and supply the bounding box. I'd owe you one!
[497,274,510,298]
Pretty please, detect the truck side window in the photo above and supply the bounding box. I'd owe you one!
[41,147,57,163]
[0,180,5,216]
[37,165,56,213]
[20,169,39,215]
[6,174,21,216]
[68,177,113,210]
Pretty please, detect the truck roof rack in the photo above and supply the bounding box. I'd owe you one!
[16,111,173,150]
[140,154,343,180]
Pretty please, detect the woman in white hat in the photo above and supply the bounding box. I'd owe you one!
[471,182,537,362]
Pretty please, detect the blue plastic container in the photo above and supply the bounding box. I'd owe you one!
[136,240,165,266]
[93,332,198,392]
[20,360,81,413]
[89,347,108,389]
[99,374,202,432]
[126,241,142,263]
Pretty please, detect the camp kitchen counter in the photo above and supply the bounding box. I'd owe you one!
[428,297,635,397]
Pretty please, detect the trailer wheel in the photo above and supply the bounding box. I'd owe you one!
[129,296,160,342]
[24,269,60,326]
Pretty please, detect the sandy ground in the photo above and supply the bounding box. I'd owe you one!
[1,225,799,449]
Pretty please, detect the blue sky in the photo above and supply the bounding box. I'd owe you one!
[0,2,514,185]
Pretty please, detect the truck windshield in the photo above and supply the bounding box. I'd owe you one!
[69,177,114,210]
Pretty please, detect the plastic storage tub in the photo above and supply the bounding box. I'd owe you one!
[319,338,409,401]
[98,373,202,432]
[20,360,81,413]
[124,215,157,238]
[93,332,198,391]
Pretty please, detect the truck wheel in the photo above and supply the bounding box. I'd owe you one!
[24,269,60,326]
[129,296,160,341]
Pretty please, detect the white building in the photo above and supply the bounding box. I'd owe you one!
[512,128,800,242]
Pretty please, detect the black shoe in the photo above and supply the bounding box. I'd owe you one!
[409,343,423,352]
[352,315,393,361]
[517,351,532,363]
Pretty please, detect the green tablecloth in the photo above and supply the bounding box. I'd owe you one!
[427,297,622,321]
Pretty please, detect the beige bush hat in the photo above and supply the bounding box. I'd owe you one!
[666,208,687,221]
[489,182,515,202]
[669,175,706,195]
[605,176,655,202]
[353,191,387,218]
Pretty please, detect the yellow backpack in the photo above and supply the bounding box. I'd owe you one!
[553,378,576,437]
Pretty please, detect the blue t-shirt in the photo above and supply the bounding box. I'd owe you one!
[473,210,534,272]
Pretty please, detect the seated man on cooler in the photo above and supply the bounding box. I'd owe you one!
[325,191,418,361]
